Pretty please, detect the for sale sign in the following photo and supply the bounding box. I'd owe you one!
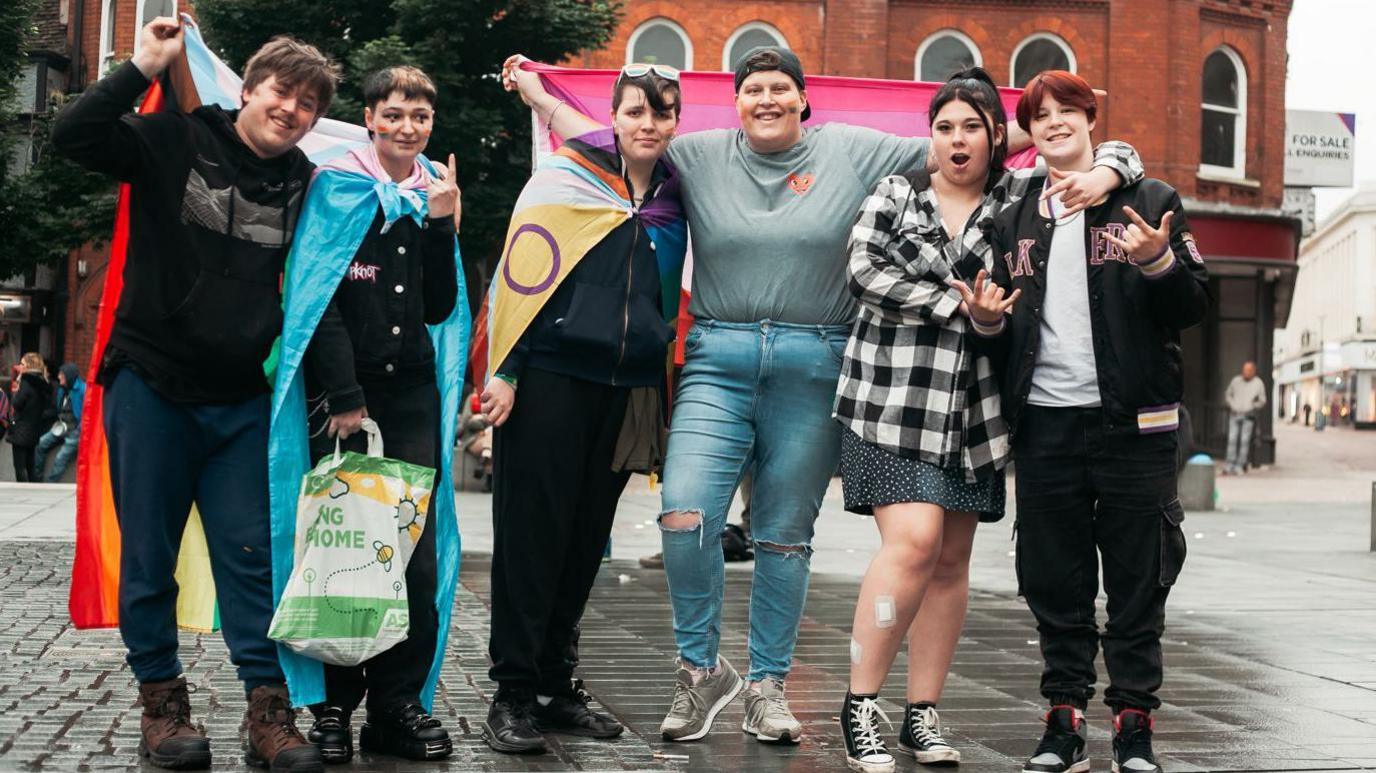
[1285,110,1356,187]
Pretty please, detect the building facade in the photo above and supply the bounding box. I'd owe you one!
[1273,184,1376,430]
[575,0,1299,462]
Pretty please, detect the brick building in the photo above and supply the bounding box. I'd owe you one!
[575,0,1299,461]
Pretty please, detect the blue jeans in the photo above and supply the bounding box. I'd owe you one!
[659,320,848,682]
[1225,414,1255,471]
[35,427,79,482]
[104,368,284,693]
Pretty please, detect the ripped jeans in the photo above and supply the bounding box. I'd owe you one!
[659,320,848,682]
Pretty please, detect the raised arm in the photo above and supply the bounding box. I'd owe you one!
[502,55,604,140]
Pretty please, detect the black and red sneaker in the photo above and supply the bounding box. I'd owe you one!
[1023,705,1088,773]
[1112,709,1162,773]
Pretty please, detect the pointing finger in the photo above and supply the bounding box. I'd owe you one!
[448,153,457,182]
[1122,205,1152,232]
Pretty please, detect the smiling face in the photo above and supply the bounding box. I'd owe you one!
[735,70,807,152]
[610,84,678,167]
[236,74,322,158]
[1029,92,1096,170]
[366,91,435,167]
[930,99,1001,190]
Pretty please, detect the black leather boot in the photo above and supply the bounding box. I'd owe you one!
[358,702,452,761]
[532,679,623,739]
[306,706,352,765]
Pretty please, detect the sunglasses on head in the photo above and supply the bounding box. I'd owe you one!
[619,63,681,82]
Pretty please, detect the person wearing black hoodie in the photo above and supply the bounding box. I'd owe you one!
[52,17,338,773]
[6,353,53,482]
[33,362,85,482]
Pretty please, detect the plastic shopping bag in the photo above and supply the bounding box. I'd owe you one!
[269,419,434,665]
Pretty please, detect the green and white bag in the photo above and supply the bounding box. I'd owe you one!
[269,419,435,665]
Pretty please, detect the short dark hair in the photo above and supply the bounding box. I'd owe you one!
[242,36,341,114]
[1015,70,1097,133]
[611,72,681,118]
[362,65,438,109]
[928,66,1008,191]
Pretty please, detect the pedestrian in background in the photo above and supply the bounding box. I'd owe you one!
[1223,360,1265,474]
[6,353,53,482]
[33,363,85,482]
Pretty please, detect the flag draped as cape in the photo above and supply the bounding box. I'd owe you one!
[70,15,369,632]
[267,146,469,708]
[478,129,686,385]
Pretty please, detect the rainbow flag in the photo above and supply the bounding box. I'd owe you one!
[70,17,369,632]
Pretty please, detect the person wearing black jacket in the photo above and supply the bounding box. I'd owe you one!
[478,64,682,754]
[300,65,459,765]
[6,353,53,482]
[959,71,1208,773]
[51,17,337,772]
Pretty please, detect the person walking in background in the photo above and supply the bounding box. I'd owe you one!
[1223,361,1265,475]
[34,363,85,482]
[6,353,53,482]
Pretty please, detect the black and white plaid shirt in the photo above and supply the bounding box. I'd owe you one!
[833,143,1143,483]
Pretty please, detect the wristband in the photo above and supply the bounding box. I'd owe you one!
[1136,246,1175,278]
[493,372,518,389]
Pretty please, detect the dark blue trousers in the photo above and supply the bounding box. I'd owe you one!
[104,368,284,692]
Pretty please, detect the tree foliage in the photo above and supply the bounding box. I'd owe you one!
[197,0,624,272]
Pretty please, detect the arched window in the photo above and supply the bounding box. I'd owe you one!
[1010,33,1076,87]
[915,30,981,82]
[1200,46,1247,177]
[626,18,692,70]
[134,0,177,53]
[723,23,788,71]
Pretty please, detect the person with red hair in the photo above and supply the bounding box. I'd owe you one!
[960,70,1210,773]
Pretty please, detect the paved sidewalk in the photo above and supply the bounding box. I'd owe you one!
[0,421,1372,771]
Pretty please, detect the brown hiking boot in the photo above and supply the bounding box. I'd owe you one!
[243,684,324,772]
[137,677,211,770]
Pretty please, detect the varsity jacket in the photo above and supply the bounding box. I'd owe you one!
[834,142,1144,483]
[978,176,1210,438]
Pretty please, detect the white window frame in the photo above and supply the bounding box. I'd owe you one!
[721,22,788,71]
[97,0,116,76]
[625,17,693,71]
[1008,32,1077,87]
[1198,45,1247,180]
[914,29,982,82]
[133,0,178,55]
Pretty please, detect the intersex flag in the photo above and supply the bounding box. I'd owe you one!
[70,16,369,632]
[469,62,1035,376]
[481,129,686,385]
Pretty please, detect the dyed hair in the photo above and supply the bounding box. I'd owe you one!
[363,65,438,109]
[242,36,341,115]
[928,66,1008,191]
[612,71,682,119]
[20,352,45,375]
[1015,69,1097,133]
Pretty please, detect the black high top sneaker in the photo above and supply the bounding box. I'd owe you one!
[897,703,960,764]
[1023,705,1089,773]
[1112,709,1162,773]
[306,705,352,764]
[359,701,453,761]
[841,692,895,773]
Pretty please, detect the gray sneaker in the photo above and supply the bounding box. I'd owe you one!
[659,656,744,742]
[741,677,803,743]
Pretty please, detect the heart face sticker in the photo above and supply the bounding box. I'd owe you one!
[787,172,815,195]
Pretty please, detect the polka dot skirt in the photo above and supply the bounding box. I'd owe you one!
[840,429,1007,522]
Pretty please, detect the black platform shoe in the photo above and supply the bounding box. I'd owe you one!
[358,702,453,761]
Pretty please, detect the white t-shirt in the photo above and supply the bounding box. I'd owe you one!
[1028,200,1101,407]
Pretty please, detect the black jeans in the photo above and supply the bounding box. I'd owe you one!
[488,368,633,694]
[308,378,440,716]
[1013,405,1187,712]
[11,444,36,482]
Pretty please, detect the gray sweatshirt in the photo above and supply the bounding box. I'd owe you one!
[1225,375,1267,416]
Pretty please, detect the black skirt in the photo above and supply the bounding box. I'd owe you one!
[839,429,1006,522]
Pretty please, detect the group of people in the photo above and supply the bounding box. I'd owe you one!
[46,12,1208,773]
[3,353,85,483]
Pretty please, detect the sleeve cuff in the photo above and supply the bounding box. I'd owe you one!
[327,385,366,414]
[933,287,963,322]
[425,214,456,234]
[493,372,519,389]
[970,315,1006,337]
[1136,248,1176,279]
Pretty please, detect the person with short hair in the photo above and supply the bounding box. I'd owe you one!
[6,352,52,482]
[52,17,339,771]
[33,362,85,482]
[1223,360,1266,474]
[970,71,1209,773]
[271,64,462,764]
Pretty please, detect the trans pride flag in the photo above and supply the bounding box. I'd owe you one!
[69,17,369,632]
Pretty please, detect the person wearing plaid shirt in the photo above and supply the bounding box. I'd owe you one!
[832,68,1143,773]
